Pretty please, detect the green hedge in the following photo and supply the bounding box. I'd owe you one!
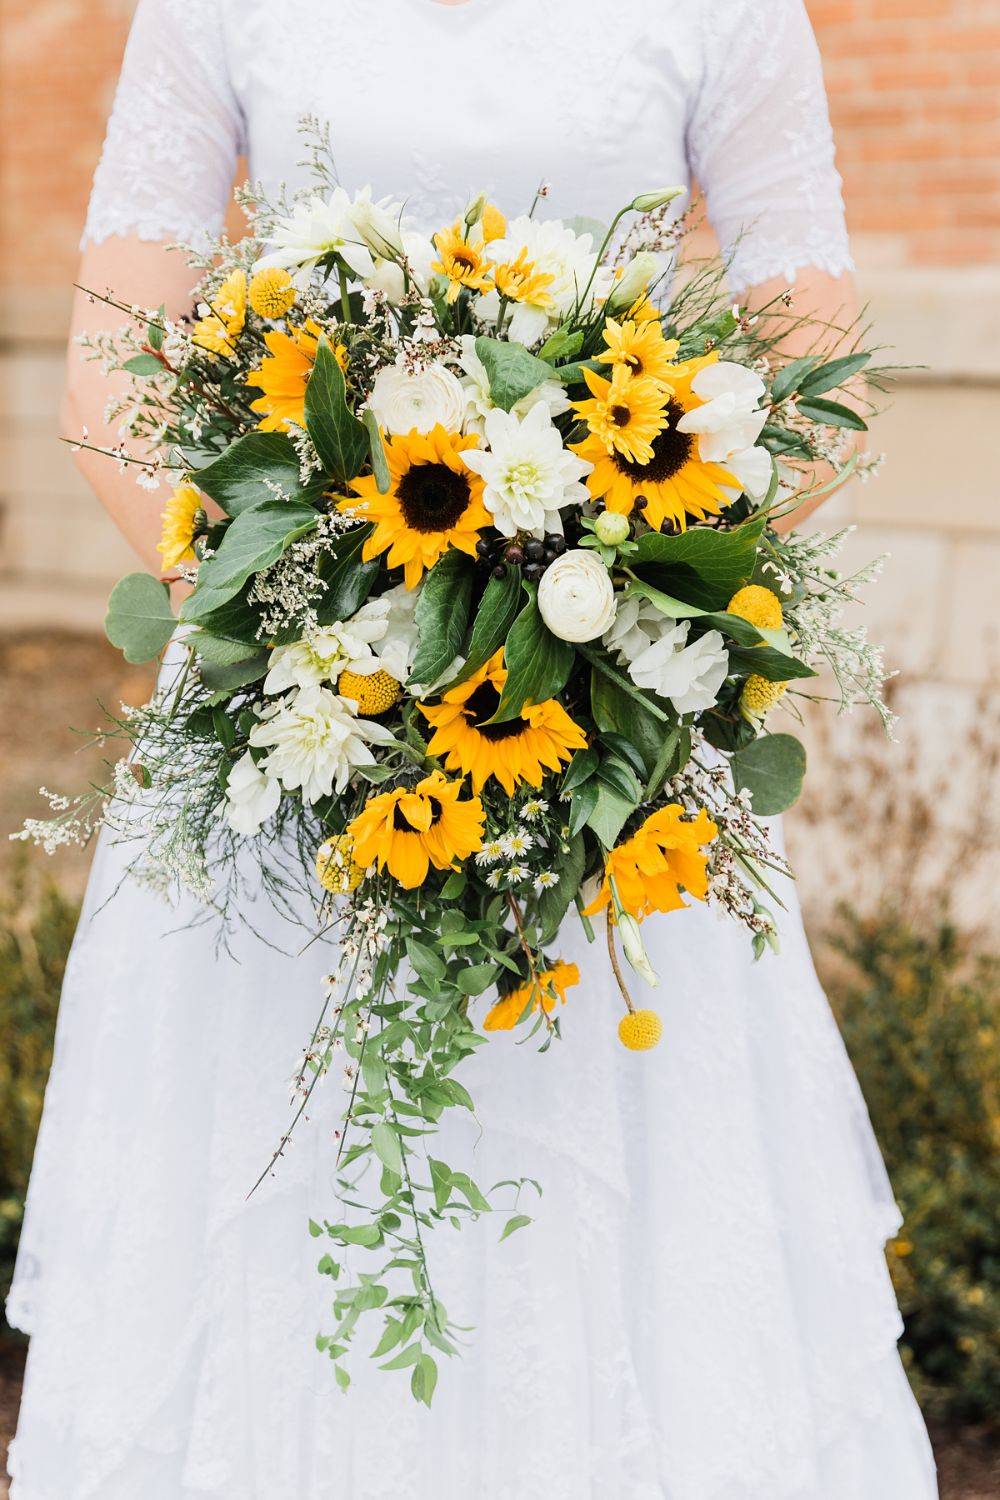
[827,908,1000,1426]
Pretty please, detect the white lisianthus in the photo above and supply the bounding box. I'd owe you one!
[364,231,436,304]
[263,617,387,696]
[368,360,467,436]
[461,403,592,538]
[475,215,601,345]
[223,751,281,836]
[603,596,729,713]
[537,548,616,642]
[249,686,393,803]
[676,361,767,462]
[257,188,374,279]
[605,251,667,314]
[631,186,685,214]
[350,583,420,682]
[457,334,568,435]
[346,187,405,259]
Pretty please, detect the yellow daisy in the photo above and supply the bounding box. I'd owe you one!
[432,220,495,304]
[573,354,739,532]
[484,960,580,1031]
[492,249,555,310]
[347,771,485,889]
[571,365,669,467]
[192,269,247,358]
[342,425,490,590]
[596,316,679,385]
[420,650,588,796]
[246,319,346,432]
[583,805,718,921]
[156,482,203,572]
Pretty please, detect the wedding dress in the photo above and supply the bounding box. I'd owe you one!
[7,2,939,1496]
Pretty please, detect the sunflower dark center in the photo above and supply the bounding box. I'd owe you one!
[397,462,471,534]
[464,682,528,741]
[453,248,478,272]
[610,403,633,427]
[393,795,443,832]
[613,398,694,482]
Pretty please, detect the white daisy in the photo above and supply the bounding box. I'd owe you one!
[501,831,534,857]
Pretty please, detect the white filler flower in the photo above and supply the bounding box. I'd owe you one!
[257,188,375,279]
[249,686,392,803]
[457,335,568,435]
[224,752,281,836]
[537,548,616,642]
[263,618,386,696]
[604,596,729,713]
[462,403,591,537]
[368,360,467,436]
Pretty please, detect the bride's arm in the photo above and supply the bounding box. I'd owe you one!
[65,0,244,572]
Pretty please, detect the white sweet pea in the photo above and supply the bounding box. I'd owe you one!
[724,444,774,499]
[263,618,386,696]
[257,188,375,279]
[368,360,467,436]
[364,230,436,304]
[249,686,392,804]
[457,334,568,435]
[350,583,420,682]
[603,596,729,713]
[476,215,601,345]
[676,361,767,463]
[223,752,281,836]
[462,403,592,538]
[346,187,406,258]
[537,548,616,642]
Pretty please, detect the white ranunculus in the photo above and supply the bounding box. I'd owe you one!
[368,360,467,436]
[475,215,601,344]
[224,751,281,836]
[350,583,420,683]
[461,403,592,538]
[537,548,617,642]
[676,361,767,463]
[257,188,374,280]
[365,230,436,304]
[603,596,729,713]
[605,251,668,314]
[249,686,393,804]
[263,618,386,696]
[724,444,773,499]
[457,334,568,435]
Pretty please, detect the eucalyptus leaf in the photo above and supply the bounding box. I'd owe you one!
[730,732,807,815]
[305,337,368,481]
[104,573,176,663]
[473,337,554,413]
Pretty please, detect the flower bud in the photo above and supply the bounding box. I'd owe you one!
[631,186,685,214]
[464,192,488,228]
[618,912,660,988]
[594,511,630,547]
[606,251,664,314]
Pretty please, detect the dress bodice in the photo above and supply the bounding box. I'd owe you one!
[83,0,852,292]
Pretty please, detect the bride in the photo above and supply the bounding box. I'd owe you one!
[7,2,939,1496]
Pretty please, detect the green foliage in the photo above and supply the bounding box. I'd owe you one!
[473,337,554,412]
[104,573,176,663]
[630,515,766,611]
[826,909,1000,1426]
[193,431,327,515]
[180,500,318,621]
[490,591,574,723]
[409,552,475,687]
[0,862,78,1325]
[305,337,368,482]
[730,733,807,815]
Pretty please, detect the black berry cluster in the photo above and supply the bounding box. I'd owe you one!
[475,531,568,581]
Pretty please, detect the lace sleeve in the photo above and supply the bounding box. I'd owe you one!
[82,0,244,248]
[687,0,853,293]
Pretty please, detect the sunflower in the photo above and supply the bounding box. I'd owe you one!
[432,220,495,304]
[572,354,739,532]
[246,319,346,432]
[342,425,490,590]
[596,316,679,386]
[347,771,485,889]
[420,650,587,795]
[571,365,669,466]
[157,482,203,572]
[192,269,247,357]
[483,960,580,1031]
[583,804,718,921]
[492,249,555,310]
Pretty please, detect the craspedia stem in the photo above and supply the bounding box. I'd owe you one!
[605,909,636,1016]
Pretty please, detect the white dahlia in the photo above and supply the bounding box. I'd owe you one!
[263,617,387,696]
[461,403,591,538]
[249,686,392,803]
[257,188,375,279]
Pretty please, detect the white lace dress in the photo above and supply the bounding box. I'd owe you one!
[8,2,938,1496]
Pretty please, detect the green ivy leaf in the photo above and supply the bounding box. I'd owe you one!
[314,525,379,623]
[180,501,318,621]
[104,573,175,663]
[730,732,807,815]
[193,431,327,516]
[473,336,555,413]
[631,515,766,611]
[409,551,475,687]
[488,592,574,723]
[305,337,369,481]
[443,567,522,688]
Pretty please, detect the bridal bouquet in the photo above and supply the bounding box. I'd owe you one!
[24,137,891,1403]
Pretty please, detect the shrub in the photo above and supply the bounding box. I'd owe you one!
[0,858,77,1330]
[826,906,1000,1427]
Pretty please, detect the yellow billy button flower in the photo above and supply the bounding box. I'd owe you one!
[727,584,784,631]
[483,960,580,1032]
[431,220,495,304]
[347,772,486,890]
[419,649,587,796]
[315,834,366,895]
[157,482,204,572]
[342,425,490,591]
[739,674,788,724]
[583,805,718,921]
[337,668,402,717]
[597,316,679,386]
[480,203,507,242]
[571,365,669,466]
[248,266,297,320]
[192,269,247,357]
[618,1009,663,1051]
